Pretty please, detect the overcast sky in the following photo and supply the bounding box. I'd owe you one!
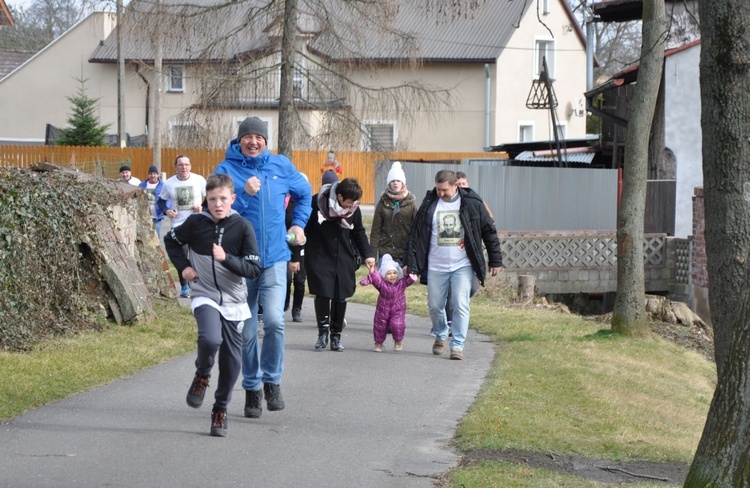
[7,0,34,10]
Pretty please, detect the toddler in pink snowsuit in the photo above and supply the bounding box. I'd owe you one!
[361,254,416,352]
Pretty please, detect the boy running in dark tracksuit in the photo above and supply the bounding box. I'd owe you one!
[165,174,261,437]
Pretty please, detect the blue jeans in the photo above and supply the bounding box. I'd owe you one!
[241,261,287,390]
[153,219,162,239]
[428,266,473,351]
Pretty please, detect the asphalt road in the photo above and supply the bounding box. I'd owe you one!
[0,299,494,488]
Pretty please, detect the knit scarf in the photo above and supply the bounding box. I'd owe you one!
[382,186,412,219]
[317,182,359,229]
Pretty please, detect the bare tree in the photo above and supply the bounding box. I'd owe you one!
[566,0,698,80]
[610,0,666,335]
[119,0,492,150]
[0,0,95,51]
[685,1,750,484]
[566,0,642,79]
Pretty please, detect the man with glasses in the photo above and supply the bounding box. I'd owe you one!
[158,155,207,298]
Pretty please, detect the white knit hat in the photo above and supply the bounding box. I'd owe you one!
[386,161,406,185]
[379,254,403,279]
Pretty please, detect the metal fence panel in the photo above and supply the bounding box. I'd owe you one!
[378,161,618,232]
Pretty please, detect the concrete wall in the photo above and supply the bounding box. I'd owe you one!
[664,43,702,238]
[0,13,116,144]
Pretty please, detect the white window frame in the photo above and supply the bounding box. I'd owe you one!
[518,122,535,143]
[542,0,550,15]
[233,116,274,149]
[533,37,556,80]
[554,122,567,140]
[166,65,185,93]
[361,120,397,151]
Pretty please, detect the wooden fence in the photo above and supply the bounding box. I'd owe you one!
[0,145,493,203]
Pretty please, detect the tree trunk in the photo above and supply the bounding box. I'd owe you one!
[685,1,750,485]
[611,0,665,336]
[277,0,297,158]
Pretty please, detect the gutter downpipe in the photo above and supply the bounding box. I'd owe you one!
[586,20,594,91]
[484,63,491,151]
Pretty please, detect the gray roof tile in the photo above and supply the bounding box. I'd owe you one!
[90,0,533,63]
[0,49,34,79]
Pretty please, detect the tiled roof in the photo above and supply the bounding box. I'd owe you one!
[0,0,13,26]
[90,0,550,64]
[0,49,34,79]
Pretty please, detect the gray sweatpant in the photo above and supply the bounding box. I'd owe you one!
[193,305,243,411]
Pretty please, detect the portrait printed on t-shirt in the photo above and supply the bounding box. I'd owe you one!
[437,210,462,246]
[176,186,194,210]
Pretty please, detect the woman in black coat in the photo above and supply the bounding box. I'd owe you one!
[304,177,374,352]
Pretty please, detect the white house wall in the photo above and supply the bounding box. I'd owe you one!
[0,12,118,144]
[664,44,701,238]
[494,2,587,145]
[0,1,587,151]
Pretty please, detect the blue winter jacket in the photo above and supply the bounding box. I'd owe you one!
[214,142,312,268]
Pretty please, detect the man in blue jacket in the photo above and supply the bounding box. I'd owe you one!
[215,116,311,418]
[139,165,166,238]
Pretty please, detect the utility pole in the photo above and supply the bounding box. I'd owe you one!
[151,0,162,170]
[116,0,126,148]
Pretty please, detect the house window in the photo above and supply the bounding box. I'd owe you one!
[167,66,185,93]
[363,122,396,151]
[555,123,567,140]
[170,122,199,147]
[519,124,534,142]
[542,0,550,14]
[534,39,555,80]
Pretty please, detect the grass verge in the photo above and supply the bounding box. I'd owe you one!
[351,266,716,486]
[0,300,195,421]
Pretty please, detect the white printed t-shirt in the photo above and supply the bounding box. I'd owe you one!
[427,194,471,273]
[160,173,207,227]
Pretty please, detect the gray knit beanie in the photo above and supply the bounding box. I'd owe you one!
[237,116,268,143]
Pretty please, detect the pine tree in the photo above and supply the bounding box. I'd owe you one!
[56,78,110,146]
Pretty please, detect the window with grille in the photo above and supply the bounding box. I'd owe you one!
[364,123,395,151]
[170,122,199,147]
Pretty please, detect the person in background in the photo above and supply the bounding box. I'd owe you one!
[305,177,375,352]
[139,165,166,238]
[285,173,311,323]
[119,165,141,186]
[369,161,417,265]
[158,155,207,298]
[164,174,261,437]
[214,116,311,419]
[361,254,416,352]
[443,172,485,333]
[404,170,503,360]
[321,150,343,178]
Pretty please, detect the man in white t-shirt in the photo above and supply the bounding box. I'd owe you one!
[404,170,503,360]
[119,165,141,186]
[158,155,207,298]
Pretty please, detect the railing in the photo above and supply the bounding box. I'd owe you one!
[200,69,348,108]
[499,232,692,295]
